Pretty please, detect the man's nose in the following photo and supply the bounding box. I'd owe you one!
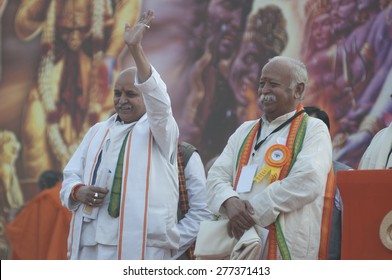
[119,94,129,104]
[260,84,271,94]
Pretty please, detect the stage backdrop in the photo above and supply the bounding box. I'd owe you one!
[0,0,391,259]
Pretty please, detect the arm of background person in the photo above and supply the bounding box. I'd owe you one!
[172,152,213,259]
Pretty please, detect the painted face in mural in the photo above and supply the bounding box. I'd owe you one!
[229,40,263,106]
[311,12,333,50]
[257,60,300,122]
[113,68,146,124]
[229,5,287,108]
[207,0,252,61]
[331,0,358,36]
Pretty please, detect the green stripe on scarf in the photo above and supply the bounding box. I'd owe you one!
[108,132,131,218]
[236,125,257,170]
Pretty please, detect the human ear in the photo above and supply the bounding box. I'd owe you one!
[294,83,305,99]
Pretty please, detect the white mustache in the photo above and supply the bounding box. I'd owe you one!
[259,94,277,103]
[119,105,132,110]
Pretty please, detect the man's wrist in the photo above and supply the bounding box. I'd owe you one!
[223,196,238,208]
[71,184,85,202]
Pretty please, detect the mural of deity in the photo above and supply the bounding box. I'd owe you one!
[14,0,140,179]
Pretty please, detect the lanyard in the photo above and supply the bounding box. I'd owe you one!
[253,110,305,156]
[387,146,392,168]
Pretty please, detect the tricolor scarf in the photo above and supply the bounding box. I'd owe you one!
[68,114,153,259]
[233,105,334,259]
[117,117,152,260]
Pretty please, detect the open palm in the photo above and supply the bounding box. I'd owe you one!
[124,10,154,47]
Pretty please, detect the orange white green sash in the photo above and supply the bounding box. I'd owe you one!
[118,118,152,260]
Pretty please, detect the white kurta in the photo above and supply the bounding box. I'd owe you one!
[206,111,332,259]
[172,152,213,259]
[60,66,180,260]
[359,123,392,169]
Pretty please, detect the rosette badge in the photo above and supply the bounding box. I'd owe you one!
[254,144,291,184]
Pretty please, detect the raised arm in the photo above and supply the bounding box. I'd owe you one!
[124,10,154,83]
[123,9,178,160]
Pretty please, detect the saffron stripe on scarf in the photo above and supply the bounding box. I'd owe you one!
[87,128,110,185]
[141,132,153,260]
[234,123,260,191]
[69,127,110,259]
[267,105,308,259]
[318,167,336,259]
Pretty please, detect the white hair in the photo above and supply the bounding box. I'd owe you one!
[268,56,308,99]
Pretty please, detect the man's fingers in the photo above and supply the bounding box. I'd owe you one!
[245,200,255,215]
[232,227,245,240]
[242,213,256,228]
[227,200,255,228]
[228,221,245,240]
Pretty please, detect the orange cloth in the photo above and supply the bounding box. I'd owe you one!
[6,182,71,259]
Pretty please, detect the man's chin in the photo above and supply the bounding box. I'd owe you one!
[118,114,133,123]
[261,103,277,113]
[261,101,275,107]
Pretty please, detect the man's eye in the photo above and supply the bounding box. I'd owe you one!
[126,91,137,97]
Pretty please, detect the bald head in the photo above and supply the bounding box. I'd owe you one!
[117,67,137,83]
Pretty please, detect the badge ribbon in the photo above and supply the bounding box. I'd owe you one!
[254,144,291,184]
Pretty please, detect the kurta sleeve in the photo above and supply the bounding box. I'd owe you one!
[135,66,179,161]
[60,124,101,210]
[206,123,255,215]
[173,152,213,259]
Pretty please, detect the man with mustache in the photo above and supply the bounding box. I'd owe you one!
[205,56,333,259]
[60,10,180,260]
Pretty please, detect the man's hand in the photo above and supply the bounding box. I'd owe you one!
[124,10,154,48]
[75,185,109,207]
[124,10,153,83]
[223,197,255,239]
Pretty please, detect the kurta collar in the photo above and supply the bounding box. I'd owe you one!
[261,110,297,126]
[114,113,147,125]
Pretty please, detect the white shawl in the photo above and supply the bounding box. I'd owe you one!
[359,123,392,169]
